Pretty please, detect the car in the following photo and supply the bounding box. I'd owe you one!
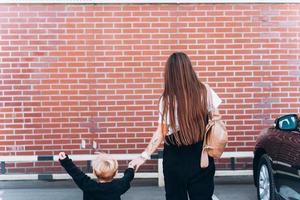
[253,114,300,200]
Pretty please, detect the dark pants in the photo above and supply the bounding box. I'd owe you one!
[163,137,215,200]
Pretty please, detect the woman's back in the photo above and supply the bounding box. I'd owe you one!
[159,52,221,145]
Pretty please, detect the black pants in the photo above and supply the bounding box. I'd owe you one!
[163,137,215,200]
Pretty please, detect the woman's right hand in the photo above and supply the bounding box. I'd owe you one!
[129,156,146,172]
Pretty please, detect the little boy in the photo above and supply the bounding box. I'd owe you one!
[58,152,135,200]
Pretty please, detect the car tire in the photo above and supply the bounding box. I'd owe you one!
[256,154,276,200]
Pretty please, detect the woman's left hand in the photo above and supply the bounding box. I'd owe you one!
[129,156,146,172]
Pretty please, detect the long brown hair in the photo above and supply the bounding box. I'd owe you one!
[161,52,208,146]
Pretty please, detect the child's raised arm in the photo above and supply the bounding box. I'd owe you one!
[58,152,97,191]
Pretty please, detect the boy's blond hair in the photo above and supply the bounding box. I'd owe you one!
[92,153,118,182]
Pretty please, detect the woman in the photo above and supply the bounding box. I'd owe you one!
[129,52,222,200]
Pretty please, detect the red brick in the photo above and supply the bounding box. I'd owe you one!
[1,3,300,172]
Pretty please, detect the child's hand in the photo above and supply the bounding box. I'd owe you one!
[129,156,146,172]
[58,152,67,160]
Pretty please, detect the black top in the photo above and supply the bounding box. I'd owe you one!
[59,156,135,200]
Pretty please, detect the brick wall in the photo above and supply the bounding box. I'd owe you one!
[1,3,300,172]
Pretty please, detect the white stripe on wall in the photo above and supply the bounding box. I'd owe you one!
[0,174,39,181]
[0,154,141,162]
[0,152,253,162]
[0,0,300,3]
[0,171,251,181]
[53,172,158,179]
[215,170,253,176]
[0,156,38,162]
[0,172,158,181]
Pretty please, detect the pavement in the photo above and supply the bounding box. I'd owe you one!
[0,177,257,200]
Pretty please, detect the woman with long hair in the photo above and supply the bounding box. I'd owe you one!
[129,52,222,200]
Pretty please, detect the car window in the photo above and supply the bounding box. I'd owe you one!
[279,117,296,130]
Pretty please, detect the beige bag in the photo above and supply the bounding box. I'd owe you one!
[200,85,228,168]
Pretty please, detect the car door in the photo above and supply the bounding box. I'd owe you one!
[275,130,300,200]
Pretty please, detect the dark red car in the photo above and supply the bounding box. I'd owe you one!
[253,114,300,200]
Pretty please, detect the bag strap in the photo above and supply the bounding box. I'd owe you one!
[203,84,222,147]
[202,84,213,147]
[205,84,213,120]
[200,84,214,168]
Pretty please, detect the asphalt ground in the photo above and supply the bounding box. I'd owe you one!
[0,176,257,200]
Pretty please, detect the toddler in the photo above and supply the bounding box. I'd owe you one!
[59,152,134,200]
